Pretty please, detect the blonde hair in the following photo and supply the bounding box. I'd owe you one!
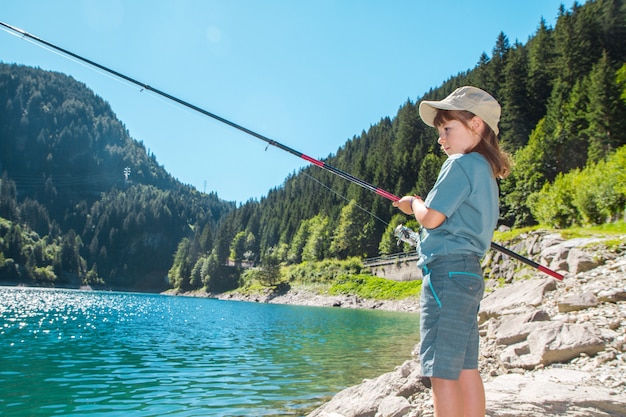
[433,110,511,179]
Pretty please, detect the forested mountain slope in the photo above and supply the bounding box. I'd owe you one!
[0,64,234,290]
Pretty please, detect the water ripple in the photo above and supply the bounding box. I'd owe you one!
[0,287,419,416]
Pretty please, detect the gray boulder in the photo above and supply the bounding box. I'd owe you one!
[558,292,599,312]
[499,321,605,369]
[485,368,626,417]
[479,278,557,323]
[307,360,422,417]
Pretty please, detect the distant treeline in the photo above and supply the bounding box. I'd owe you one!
[1,0,625,292]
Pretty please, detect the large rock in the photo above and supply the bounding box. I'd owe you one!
[597,287,626,303]
[536,236,607,273]
[492,310,550,345]
[479,278,557,323]
[307,360,423,417]
[499,322,605,369]
[558,291,599,312]
[376,396,412,417]
[485,368,626,417]
[567,248,600,273]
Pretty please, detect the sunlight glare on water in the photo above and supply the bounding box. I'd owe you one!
[0,287,420,416]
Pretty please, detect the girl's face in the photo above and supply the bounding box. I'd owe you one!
[436,118,481,156]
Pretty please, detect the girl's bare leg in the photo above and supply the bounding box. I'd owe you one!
[431,369,485,417]
[459,369,485,417]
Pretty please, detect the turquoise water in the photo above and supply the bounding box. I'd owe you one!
[0,287,420,416]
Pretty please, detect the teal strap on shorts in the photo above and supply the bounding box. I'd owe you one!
[448,271,481,279]
[428,279,442,308]
[422,265,442,308]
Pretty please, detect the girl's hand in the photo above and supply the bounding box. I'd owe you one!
[393,195,421,215]
[394,196,446,229]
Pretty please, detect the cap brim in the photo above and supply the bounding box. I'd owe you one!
[418,100,463,127]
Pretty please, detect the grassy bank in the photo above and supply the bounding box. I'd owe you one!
[236,257,421,301]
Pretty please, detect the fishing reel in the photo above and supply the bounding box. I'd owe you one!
[394,224,419,247]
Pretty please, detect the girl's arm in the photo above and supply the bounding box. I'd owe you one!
[393,196,446,229]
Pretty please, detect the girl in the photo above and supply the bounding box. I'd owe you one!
[393,86,510,417]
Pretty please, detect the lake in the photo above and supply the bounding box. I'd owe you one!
[0,287,420,416]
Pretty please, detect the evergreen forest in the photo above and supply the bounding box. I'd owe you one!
[0,65,234,290]
[1,0,626,293]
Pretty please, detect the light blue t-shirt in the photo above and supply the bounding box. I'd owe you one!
[417,152,499,266]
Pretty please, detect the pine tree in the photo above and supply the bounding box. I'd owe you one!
[0,173,18,221]
[500,43,531,150]
[527,18,557,126]
[585,52,626,162]
[302,215,330,262]
[229,231,247,266]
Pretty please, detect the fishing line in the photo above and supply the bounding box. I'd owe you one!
[0,21,564,280]
[1,25,129,91]
[301,172,390,227]
[301,172,422,256]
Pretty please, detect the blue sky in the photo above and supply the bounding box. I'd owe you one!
[2,0,568,203]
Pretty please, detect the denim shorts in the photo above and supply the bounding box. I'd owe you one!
[419,254,485,380]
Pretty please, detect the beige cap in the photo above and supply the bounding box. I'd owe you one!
[418,86,501,135]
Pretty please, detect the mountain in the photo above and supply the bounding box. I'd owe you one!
[0,63,234,291]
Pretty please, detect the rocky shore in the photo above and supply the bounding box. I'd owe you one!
[217,231,626,417]
[216,286,422,313]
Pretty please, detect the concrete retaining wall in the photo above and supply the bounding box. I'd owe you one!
[366,255,423,281]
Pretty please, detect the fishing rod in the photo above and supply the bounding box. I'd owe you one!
[0,21,564,281]
[0,21,396,202]
[394,226,563,280]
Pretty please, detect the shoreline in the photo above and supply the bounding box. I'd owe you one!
[163,286,421,314]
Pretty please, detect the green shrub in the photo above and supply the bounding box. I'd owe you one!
[329,274,421,300]
[283,257,363,284]
[529,145,626,228]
